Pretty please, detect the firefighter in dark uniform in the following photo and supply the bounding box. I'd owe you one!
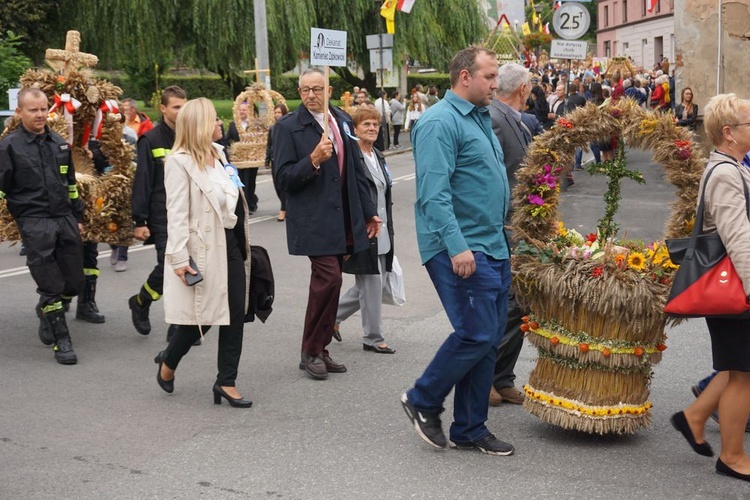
[0,88,84,364]
[128,86,187,338]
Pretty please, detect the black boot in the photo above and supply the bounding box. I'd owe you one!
[36,304,54,346]
[129,291,152,335]
[44,309,77,365]
[76,276,105,323]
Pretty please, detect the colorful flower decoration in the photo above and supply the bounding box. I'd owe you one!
[557,117,574,129]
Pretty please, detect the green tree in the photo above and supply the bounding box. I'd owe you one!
[0,31,32,109]
[62,0,487,98]
[0,0,63,63]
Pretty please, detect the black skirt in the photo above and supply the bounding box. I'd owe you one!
[707,317,750,372]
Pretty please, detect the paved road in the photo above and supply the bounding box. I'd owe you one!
[0,149,747,499]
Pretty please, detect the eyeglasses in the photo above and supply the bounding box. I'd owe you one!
[299,86,325,95]
[732,123,750,128]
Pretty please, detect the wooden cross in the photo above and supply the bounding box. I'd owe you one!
[45,31,99,75]
[243,58,271,84]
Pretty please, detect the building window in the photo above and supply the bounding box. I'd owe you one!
[655,0,660,13]
[623,0,628,22]
[604,5,609,27]
[605,41,611,57]
[623,42,629,53]
[614,2,618,23]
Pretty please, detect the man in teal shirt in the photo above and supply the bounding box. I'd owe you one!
[400,46,515,456]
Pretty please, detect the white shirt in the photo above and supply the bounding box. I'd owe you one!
[205,163,239,229]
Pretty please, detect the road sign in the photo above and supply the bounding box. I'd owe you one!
[552,2,590,40]
[550,39,589,60]
[369,48,393,73]
[310,28,347,67]
[366,33,394,50]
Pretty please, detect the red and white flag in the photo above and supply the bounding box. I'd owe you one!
[544,22,550,34]
[397,0,416,13]
[554,0,562,10]
[647,0,658,12]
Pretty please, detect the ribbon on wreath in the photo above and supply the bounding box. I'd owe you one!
[49,93,82,146]
[86,99,121,145]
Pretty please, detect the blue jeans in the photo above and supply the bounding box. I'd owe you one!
[575,148,583,168]
[408,251,511,443]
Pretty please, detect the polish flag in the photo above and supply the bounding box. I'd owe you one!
[397,0,416,14]
[554,0,562,10]
[544,22,550,34]
[647,0,658,12]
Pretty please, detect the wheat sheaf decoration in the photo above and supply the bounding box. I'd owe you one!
[512,99,705,434]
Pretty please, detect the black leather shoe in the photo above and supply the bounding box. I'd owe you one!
[363,343,396,354]
[212,383,252,408]
[298,354,328,380]
[716,458,750,482]
[154,351,174,393]
[129,295,151,335]
[671,411,713,457]
[322,355,347,373]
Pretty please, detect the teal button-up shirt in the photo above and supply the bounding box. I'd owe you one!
[413,90,510,264]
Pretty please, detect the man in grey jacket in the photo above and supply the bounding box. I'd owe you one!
[487,63,533,406]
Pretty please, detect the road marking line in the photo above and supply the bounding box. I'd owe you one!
[0,214,278,279]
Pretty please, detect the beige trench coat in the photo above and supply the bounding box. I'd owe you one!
[163,144,251,326]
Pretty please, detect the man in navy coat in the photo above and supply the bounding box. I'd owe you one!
[273,68,381,380]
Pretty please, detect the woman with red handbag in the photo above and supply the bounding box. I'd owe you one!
[671,94,750,482]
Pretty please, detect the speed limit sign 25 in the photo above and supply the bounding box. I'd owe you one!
[552,2,591,40]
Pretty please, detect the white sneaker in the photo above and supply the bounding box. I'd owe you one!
[114,261,128,272]
[109,248,119,266]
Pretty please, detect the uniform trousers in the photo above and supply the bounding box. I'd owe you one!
[164,229,246,387]
[17,215,84,307]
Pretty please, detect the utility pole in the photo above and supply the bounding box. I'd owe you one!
[254,0,271,89]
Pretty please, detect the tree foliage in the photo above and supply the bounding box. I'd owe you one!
[44,0,487,97]
[0,31,32,109]
[0,0,62,63]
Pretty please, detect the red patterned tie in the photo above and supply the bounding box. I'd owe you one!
[329,113,345,175]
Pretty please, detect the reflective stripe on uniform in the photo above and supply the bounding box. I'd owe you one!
[0,190,5,200]
[143,282,161,301]
[83,268,100,277]
[151,148,171,158]
[60,165,69,174]
[42,301,63,314]
[68,185,79,199]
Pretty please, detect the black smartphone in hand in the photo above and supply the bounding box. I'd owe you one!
[185,257,203,286]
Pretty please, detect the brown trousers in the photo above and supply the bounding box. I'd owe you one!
[302,255,343,356]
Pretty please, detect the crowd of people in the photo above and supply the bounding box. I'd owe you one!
[4,44,750,483]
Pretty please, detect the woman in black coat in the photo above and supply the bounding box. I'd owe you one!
[674,88,698,132]
[529,86,552,129]
[333,106,396,354]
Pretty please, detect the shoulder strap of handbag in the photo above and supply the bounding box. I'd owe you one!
[686,161,750,260]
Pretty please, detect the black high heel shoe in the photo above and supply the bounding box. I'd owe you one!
[154,351,174,394]
[212,383,252,408]
[671,411,713,457]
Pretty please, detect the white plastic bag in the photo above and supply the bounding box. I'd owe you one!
[382,256,406,306]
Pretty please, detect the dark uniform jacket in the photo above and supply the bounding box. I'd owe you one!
[0,125,84,222]
[131,122,175,231]
[343,147,394,275]
[272,105,377,257]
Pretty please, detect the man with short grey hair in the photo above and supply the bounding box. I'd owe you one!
[487,63,533,407]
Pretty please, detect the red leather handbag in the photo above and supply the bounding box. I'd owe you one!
[665,162,750,318]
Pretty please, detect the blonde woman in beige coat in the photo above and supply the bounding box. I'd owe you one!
[672,94,750,481]
[154,98,253,408]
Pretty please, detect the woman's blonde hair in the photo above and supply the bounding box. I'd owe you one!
[703,93,750,147]
[173,97,219,170]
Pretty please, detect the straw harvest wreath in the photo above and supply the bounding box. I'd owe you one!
[511,98,705,434]
[0,65,134,246]
[228,83,285,169]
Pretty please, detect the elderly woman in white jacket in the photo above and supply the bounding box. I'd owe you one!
[154,98,253,408]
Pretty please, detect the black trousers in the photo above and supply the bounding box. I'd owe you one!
[17,215,84,307]
[82,241,99,276]
[142,229,168,300]
[164,229,246,387]
[239,168,258,210]
[393,125,401,146]
[492,292,525,390]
